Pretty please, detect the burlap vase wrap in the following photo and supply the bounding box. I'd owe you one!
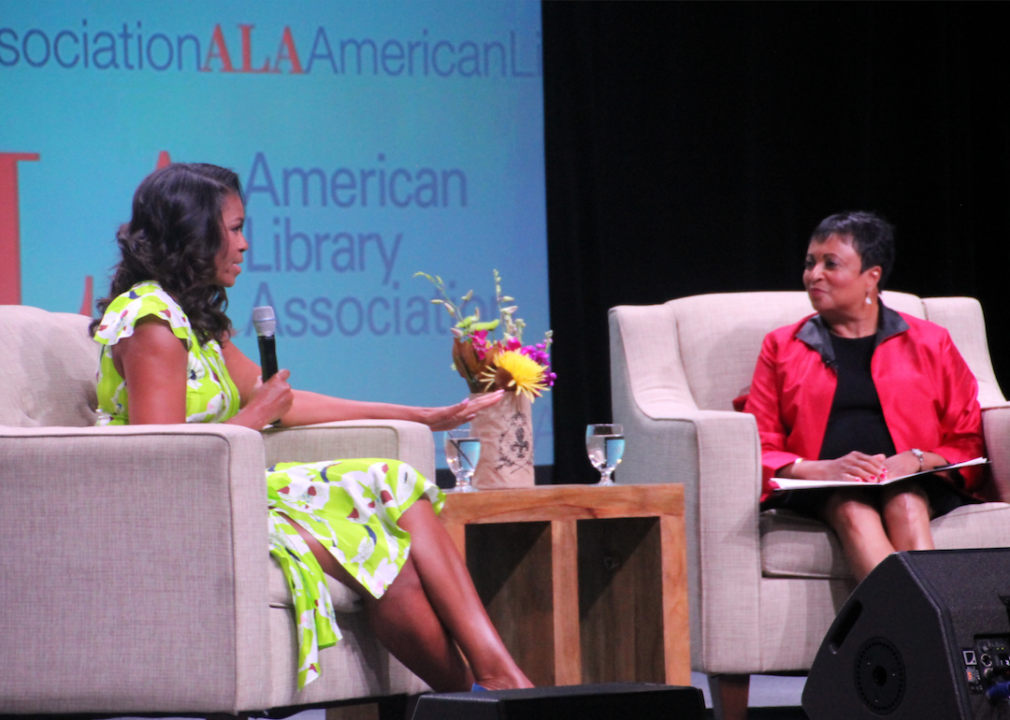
[469,391,534,489]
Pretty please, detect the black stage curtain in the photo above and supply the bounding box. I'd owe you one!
[543,2,1010,484]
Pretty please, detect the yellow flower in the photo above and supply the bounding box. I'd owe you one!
[481,350,548,402]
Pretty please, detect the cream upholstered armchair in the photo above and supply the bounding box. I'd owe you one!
[0,305,429,716]
[608,291,1010,717]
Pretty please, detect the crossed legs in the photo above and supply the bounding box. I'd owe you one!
[280,500,532,692]
[819,481,935,582]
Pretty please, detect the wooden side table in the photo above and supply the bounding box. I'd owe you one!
[439,484,688,687]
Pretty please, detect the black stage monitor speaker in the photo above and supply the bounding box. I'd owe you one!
[803,549,1010,720]
[411,682,705,720]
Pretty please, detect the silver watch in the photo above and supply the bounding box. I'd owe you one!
[910,448,925,472]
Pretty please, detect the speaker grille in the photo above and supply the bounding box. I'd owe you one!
[854,638,906,714]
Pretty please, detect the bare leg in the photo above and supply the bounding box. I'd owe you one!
[880,482,935,552]
[280,513,473,692]
[709,674,749,720]
[819,488,895,582]
[398,499,533,690]
[362,558,476,691]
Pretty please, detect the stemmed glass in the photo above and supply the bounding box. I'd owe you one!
[586,424,625,486]
[444,427,481,493]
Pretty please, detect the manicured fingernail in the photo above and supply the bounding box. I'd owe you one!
[869,476,876,481]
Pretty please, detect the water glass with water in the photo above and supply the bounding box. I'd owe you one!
[445,427,481,493]
[586,423,625,486]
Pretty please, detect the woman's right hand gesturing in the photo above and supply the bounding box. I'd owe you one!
[228,369,294,429]
[419,389,506,432]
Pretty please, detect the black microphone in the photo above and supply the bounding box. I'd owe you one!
[252,306,278,381]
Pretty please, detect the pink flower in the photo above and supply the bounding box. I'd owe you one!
[470,330,491,359]
[520,343,551,367]
[504,337,522,352]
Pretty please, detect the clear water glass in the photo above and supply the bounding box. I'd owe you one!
[444,427,481,493]
[586,423,625,486]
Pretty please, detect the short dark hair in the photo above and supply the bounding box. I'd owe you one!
[91,163,242,344]
[810,211,895,288]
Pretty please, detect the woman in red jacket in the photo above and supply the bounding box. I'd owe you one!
[745,211,984,581]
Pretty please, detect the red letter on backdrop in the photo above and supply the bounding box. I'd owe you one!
[203,24,236,72]
[0,152,41,305]
[239,24,271,73]
[274,27,304,74]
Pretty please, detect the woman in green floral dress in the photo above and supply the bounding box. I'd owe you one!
[91,163,531,693]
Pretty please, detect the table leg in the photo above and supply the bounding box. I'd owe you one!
[661,514,690,684]
[465,523,556,685]
[551,519,581,685]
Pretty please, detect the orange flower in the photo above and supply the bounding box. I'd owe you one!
[453,338,497,393]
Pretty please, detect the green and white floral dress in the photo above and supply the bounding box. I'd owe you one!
[94,281,444,689]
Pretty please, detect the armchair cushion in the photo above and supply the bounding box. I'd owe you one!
[0,305,98,427]
[759,509,850,579]
[760,502,1010,579]
[269,561,363,612]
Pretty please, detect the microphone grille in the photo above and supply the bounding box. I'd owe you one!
[252,306,277,337]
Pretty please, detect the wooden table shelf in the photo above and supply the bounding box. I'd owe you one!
[439,484,688,687]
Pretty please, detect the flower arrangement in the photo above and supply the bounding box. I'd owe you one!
[415,270,554,402]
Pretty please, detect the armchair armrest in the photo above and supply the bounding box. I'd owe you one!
[613,400,764,671]
[0,424,272,714]
[610,308,764,671]
[982,406,1010,501]
[263,420,436,481]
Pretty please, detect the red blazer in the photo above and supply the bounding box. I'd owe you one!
[745,308,985,503]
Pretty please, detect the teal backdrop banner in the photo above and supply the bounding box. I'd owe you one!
[0,0,551,467]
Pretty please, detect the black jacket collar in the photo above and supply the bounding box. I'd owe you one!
[796,301,909,368]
